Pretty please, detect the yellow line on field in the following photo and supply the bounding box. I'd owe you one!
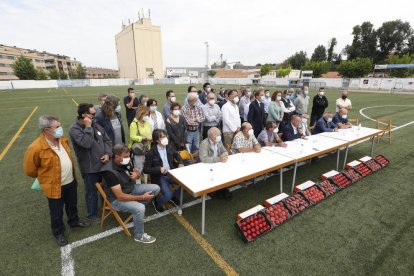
[71,98,79,106]
[63,88,69,95]
[172,213,239,276]
[0,106,38,161]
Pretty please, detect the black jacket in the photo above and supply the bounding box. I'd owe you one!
[95,111,125,145]
[282,123,302,141]
[311,95,329,117]
[247,100,265,136]
[143,144,183,185]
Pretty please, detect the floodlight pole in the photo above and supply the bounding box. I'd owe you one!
[205,41,209,81]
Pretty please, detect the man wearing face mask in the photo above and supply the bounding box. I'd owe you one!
[101,143,160,243]
[144,130,184,213]
[247,89,266,138]
[294,86,310,116]
[123,87,139,127]
[332,108,352,129]
[217,87,226,102]
[282,115,307,141]
[263,89,271,118]
[231,122,261,154]
[222,89,241,151]
[182,92,205,153]
[69,103,112,224]
[239,87,251,123]
[162,90,176,119]
[280,90,296,127]
[299,114,312,136]
[257,121,287,147]
[201,92,222,140]
[199,82,211,105]
[310,87,329,126]
[312,112,338,134]
[96,95,125,146]
[336,90,352,113]
[24,116,89,246]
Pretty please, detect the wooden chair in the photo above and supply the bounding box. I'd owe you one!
[178,150,199,164]
[376,117,392,144]
[95,183,133,236]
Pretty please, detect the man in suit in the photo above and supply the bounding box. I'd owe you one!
[247,89,266,137]
[143,129,184,213]
[198,82,211,105]
[312,112,338,134]
[282,115,306,141]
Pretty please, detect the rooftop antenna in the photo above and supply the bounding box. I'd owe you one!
[148,9,151,19]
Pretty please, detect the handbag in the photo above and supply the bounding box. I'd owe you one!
[131,122,149,156]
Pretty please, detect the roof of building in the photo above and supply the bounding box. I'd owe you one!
[214,69,257,78]
[321,71,341,78]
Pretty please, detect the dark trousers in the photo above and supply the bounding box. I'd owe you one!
[47,181,79,237]
[82,172,102,219]
[310,114,321,126]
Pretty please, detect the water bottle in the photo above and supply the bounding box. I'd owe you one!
[300,143,304,153]
[209,168,214,183]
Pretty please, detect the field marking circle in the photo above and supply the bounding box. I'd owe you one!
[359,104,414,128]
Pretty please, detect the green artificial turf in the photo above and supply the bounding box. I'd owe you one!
[0,85,413,275]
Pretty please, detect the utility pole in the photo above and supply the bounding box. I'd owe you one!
[204,41,209,81]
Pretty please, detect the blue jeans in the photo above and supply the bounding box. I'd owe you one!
[156,175,181,206]
[186,130,200,153]
[111,183,160,238]
[82,172,101,220]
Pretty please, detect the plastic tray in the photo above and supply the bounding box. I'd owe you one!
[343,168,363,183]
[329,172,353,188]
[298,185,327,204]
[234,212,272,243]
[262,200,293,227]
[317,179,340,196]
[353,163,373,177]
[364,159,382,172]
[284,193,312,215]
[374,155,390,167]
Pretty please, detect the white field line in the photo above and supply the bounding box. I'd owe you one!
[359,104,414,127]
[61,112,414,276]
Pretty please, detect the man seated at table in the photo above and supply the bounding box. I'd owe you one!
[101,144,160,244]
[312,112,338,134]
[199,127,231,199]
[332,108,352,129]
[257,121,287,147]
[299,114,312,136]
[231,122,261,154]
[282,115,306,141]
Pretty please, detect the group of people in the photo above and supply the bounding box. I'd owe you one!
[23,83,353,246]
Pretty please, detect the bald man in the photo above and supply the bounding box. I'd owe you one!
[199,127,229,163]
[332,108,352,129]
[231,122,261,154]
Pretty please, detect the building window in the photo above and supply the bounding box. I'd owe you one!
[7,56,15,60]
[0,72,7,75]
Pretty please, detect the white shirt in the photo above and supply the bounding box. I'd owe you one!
[148,111,166,131]
[222,101,241,133]
[243,102,251,121]
[47,140,74,185]
[263,96,271,113]
[292,123,298,135]
[336,98,352,113]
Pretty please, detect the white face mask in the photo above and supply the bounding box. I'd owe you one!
[276,96,281,101]
[160,137,168,146]
[208,99,215,106]
[120,157,130,165]
[302,118,308,123]
[172,110,180,116]
[233,96,239,103]
[265,93,270,97]
[304,90,309,95]
[327,118,333,123]
[260,95,266,101]
[273,128,279,134]
[319,91,325,96]
[247,92,252,97]
[342,115,348,119]
[206,87,211,92]
[248,129,254,136]
[143,116,150,121]
[170,96,176,103]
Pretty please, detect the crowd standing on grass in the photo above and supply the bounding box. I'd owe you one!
[23,84,354,246]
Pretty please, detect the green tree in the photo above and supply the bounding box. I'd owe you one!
[284,51,308,69]
[345,21,378,61]
[376,20,413,63]
[49,69,60,80]
[277,67,292,77]
[311,45,327,62]
[327,38,337,63]
[337,58,373,78]
[207,70,217,77]
[68,70,78,79]
[76,64,86,79]
[387,54,414,78]
[302,61,330,77]
[59,70,68,80]
[36,69,48,80]
[12,56,37,80]
[260,64,273,77]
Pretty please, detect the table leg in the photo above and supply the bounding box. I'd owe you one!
[370,137,375,157]
[201,195,206,235]
[291,162,298,193]
[336,149,340,171]
[180,187,184,208]
[343,146,349,170]
[279,168,283,193]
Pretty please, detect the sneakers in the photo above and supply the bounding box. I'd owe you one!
[134,233,156,244]
[55,234,68,247]
[152,201,165,213]
[87,217,101,224]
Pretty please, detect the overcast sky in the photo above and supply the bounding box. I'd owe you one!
[1,0,413,70]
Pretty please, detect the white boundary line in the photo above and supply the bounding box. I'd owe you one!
[61,108,414,276]
[359,104,414,127]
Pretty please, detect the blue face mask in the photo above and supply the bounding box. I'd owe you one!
[115,105,121,113]
[215,136,222,143]
[54,127,64,139]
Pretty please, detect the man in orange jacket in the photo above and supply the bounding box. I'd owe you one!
[23,115,89,246]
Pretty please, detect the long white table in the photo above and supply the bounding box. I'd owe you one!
[168,150,295,234]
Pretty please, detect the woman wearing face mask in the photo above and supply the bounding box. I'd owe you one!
[146,99,165,132]
[267,91,284,127]
[143,129,184,213]
[95,95,125,146]
[165,103,187,151]
[128,107,152,173]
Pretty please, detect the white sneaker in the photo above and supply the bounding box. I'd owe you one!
[134,233,156,244]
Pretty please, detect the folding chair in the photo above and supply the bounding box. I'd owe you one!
[95,182,133,236]
[376,117,392,144]
[179,150,199,164]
